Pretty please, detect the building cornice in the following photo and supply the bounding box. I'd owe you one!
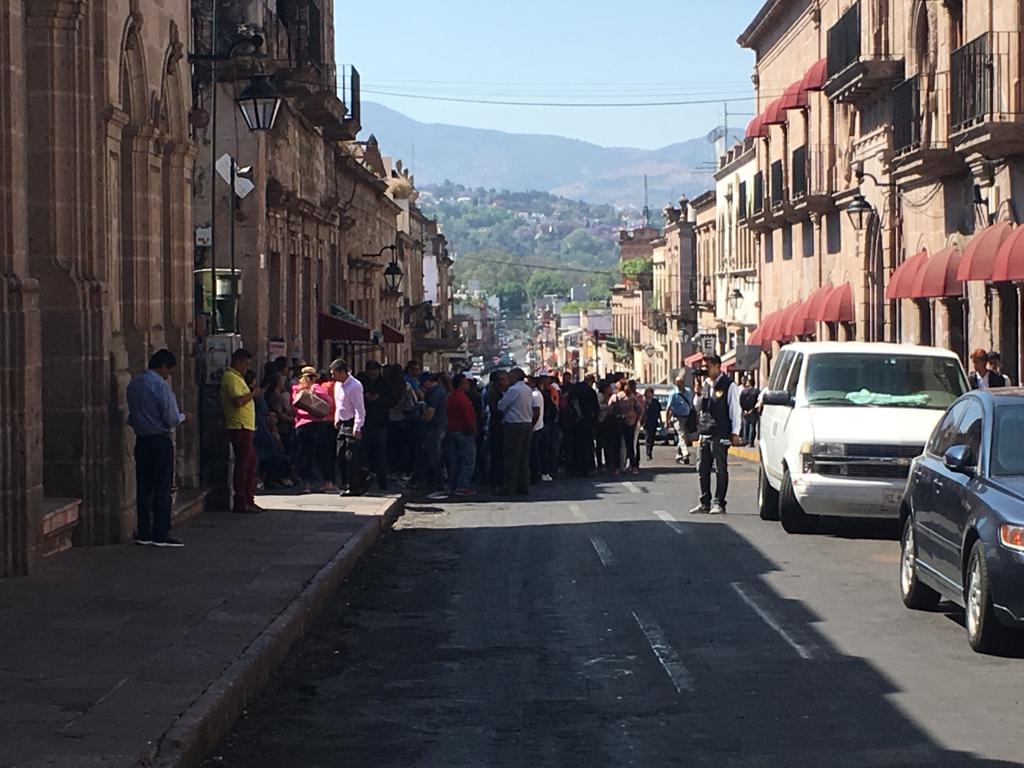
[737,0,796,49]
[690,190,717,211]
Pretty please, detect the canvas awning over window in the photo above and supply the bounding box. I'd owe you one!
[381,322,405,344]
[318,312,371,342]
[819,282,854,323]
[957,221,1014,282]
[684,351,705,368]
[992,226,1024,282]
[910,247,964,298]
[886,249,930,300]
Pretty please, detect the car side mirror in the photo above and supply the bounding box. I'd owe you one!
[944,444,976,476]
[761,389,794,407]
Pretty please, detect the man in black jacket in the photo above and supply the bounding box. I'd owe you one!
[358,360,396,492]
[690,355,743,515]
[568,374,600,476]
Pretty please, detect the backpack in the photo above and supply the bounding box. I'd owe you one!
[740,386,760,412]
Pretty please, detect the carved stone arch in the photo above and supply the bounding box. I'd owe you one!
[909,0,937,76]
[118,14,148,126]
[159,21,187,142]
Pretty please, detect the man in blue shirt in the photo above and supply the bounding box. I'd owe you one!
[126,349,190,547]
[668,375,695,465]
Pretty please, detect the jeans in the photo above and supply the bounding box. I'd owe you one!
[488,423,504,487]
[448,431,476,491]
[362,425,389,490]
[501,422,532,495]
[336,419,364,492]
[134,433,174,540]
[227,429,257,510]
[423,429,446,491]
[387,419,413,474]
[530,426,545,481]
[644,423,658,459]
[570,421,594,475]
[621,422,638,470]
[296,422,336,485]
[545,422,562,478]
[698,436,731,509]
[743,413,759,446]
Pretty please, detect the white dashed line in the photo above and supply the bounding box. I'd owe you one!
[590,537,616,566]
[631,611,693,693]
[623,481,642,494]
[569,503,585,521]
[653,510,687,536]
[731,582,814,660]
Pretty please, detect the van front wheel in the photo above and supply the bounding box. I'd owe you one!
[758,465,779,521]
[779,470,818,534]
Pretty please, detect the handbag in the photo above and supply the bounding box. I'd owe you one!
[294,388,332,419]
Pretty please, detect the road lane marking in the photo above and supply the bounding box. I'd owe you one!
[731,582,814,660]
[590,537,616,566]
[568,503,585,521]
[654,510,687,536]
[623,481,642,494]
[631,611,692,693]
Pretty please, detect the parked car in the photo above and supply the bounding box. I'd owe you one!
[899,389,1024,653]
[637,385,678,445]
[757,342,967,533]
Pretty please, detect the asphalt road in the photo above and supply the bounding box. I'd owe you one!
[204,450,1024,767]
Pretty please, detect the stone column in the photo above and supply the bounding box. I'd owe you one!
[0,0,44,576]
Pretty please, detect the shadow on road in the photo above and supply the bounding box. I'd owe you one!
[201,500,1021,768]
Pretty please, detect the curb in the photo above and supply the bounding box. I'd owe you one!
[140,498,403,768]
[732,446,760,464]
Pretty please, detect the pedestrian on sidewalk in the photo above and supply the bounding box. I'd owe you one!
[497,367,535,495]
[220,348,263,514]
[420,373,449,500]
[486,369,510,489]
[568,374,599,476]
[668,375,696,465]
[968,348,1005,390]
[292,366,336,492]
[331,359,366,497]
[126,349,190,547]
[642,387,662,460]
[357,360,394,492]
[740,374,761,447]
[690,354,743,516]
[540,373,559,481]
[528,376,547,483]
[447,373,478,496]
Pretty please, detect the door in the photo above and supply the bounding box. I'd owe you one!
[761,350,794,481]
[914,399,969,574]
[932,399,984,585]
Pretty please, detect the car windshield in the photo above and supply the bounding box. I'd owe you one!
[804,353,966,409]
[991,403,1024,476]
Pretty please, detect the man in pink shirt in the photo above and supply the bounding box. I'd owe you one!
[331,358,366,496]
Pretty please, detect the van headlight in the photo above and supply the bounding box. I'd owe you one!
[799,442,846,457]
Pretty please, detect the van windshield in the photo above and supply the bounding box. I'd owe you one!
[804,353,966,409]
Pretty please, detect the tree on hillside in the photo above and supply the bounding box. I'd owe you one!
[527,270,571,299]
[495,281,527,312]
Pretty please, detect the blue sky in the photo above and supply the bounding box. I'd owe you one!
[335,1,762,150]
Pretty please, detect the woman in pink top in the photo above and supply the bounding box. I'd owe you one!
[291,366,337,491]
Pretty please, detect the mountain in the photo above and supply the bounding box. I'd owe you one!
[360,102,741,207]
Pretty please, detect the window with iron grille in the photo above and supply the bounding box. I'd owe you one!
[782,225,793,260]
[770,160,784,205]
[791,146,807,197]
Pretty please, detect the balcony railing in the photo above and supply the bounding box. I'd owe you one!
[791,145,807,198]
[738,181,748,220]
[753,172,764,214]
[951,33,993,132]
[644,309,667,334]
[770,159,784,206]
[341,64,361,129]
[893,75,921,152]
[827,1,861,79]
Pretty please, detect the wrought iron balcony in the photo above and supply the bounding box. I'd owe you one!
[770,160,784,207]
[644,309,667,334]
[791,145,807,198]
[824,0,904,104]
[892,75,921,153]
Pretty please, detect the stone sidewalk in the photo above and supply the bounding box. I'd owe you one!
[0,492,402,768]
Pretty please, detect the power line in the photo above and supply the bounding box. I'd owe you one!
[455,255,618,275]
[359,88,757,108]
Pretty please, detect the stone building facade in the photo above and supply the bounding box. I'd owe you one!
[738,0,1024,380]
[1,0,196,576]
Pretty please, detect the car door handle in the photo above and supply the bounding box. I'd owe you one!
[933,479,945,494]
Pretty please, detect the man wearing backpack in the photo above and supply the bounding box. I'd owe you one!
[739,374,761,447]
[690,355,743,515]
[667,374,696,465]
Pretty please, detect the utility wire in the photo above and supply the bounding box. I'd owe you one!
[360,88,756,108]
[455,255,618,275]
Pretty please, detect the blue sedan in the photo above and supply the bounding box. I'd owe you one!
[899,390,1024,653]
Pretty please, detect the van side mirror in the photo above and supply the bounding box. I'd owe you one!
[944,444,975,476]
[762,389,794,407]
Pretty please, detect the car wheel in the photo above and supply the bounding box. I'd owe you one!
[899,515,940,610]
[965,541,1015,654]
[779,469,817,534]
[757,464,779,521]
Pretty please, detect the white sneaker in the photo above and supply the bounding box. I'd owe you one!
[541,474,553,482]
[426,491,448,500]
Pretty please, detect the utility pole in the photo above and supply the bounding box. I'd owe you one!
[642,174,651,227]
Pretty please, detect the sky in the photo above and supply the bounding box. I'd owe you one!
[335,1,763,150]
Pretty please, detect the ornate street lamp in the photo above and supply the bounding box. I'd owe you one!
[728,287,743,311]
[423,306,436,333]
[235,74,282,132]
[383,259,404,293]
[846,192,874,233]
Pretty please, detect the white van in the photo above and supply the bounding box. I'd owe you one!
[757,342,968,533]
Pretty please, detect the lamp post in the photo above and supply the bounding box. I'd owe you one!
[383,259,404,294]
[845,192,874,233]
[191,27,282,334]
[728,287,744,312]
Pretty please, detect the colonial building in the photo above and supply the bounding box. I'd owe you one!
[1,0,196,575]
[738,0,1024,380]
[692,191,720,361]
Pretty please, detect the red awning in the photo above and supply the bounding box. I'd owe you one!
[803,283,834,323]
[722,359,736,374]
[318,312,371,342]
[957,221,1014,282]
[780,80,808,111]
[992,226,1024,282]
[781,299,812,338]
[762,98,786,126]
[745,113,766,140]
[746,325,764,346]
[820,283,854,323]
[381,322,405,344]
[684,351,705,368]
[886,249,930,300]
[801,58,828,92]
[760,310,784,343]
[911,247,964,298]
